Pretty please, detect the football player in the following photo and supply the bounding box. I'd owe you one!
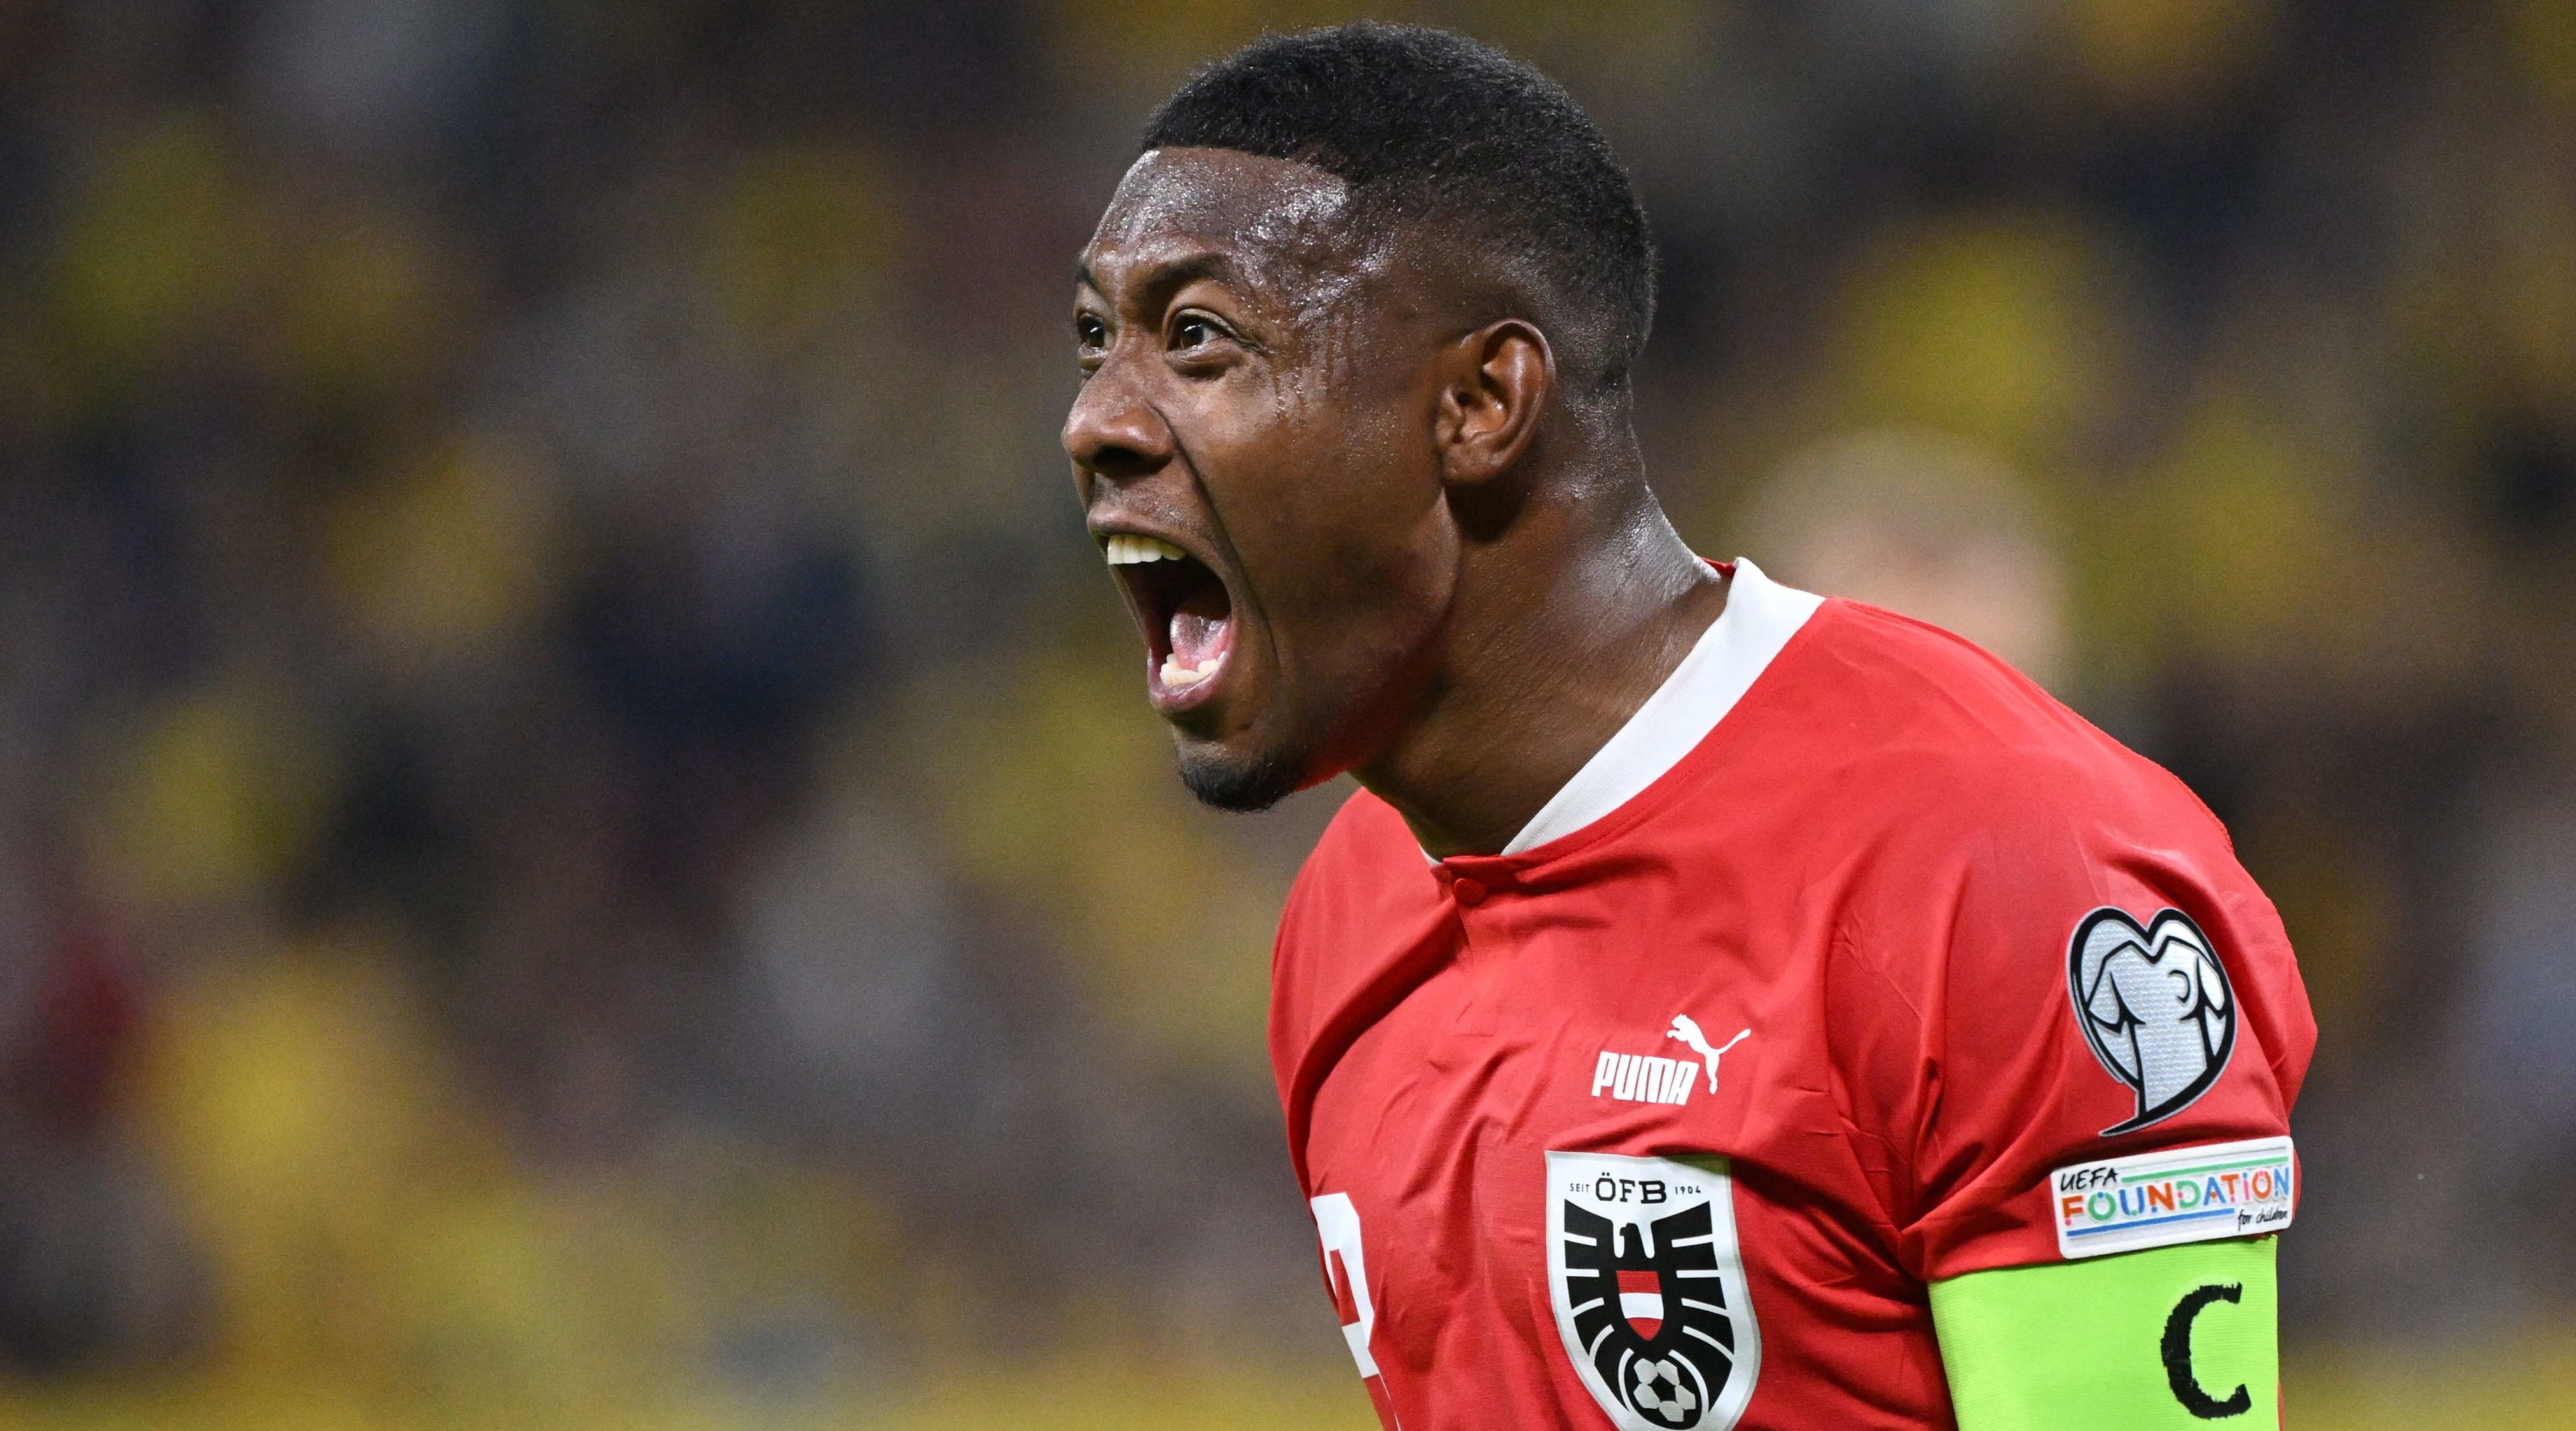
[1065,23,2314,1431]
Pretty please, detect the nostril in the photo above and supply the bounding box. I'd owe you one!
[1081,443,1164,481]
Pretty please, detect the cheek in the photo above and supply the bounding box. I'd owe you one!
[1182,363,1447,682]
[1252,466,1451,686]
[1193,378,1403,558]
[1247,424,1428,589]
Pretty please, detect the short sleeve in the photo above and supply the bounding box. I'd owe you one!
[1829,750,2318,1284]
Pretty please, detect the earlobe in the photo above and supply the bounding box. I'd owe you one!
[1435,320,1553,489]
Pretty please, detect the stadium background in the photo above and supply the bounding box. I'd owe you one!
[0,0,2570,1425]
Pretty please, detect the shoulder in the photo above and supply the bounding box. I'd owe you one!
[1272,787,1433,984]
[1282,784,1429,925]
[1773,599,2228,857]
[1766,601,2296,1029]
[1764,618,2315,1271]
[1776,604,2314,1124]
[1267,785,1443,1091]
[1275,785,1444,990]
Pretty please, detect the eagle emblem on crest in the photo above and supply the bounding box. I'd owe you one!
[1546,1151,1760,1431]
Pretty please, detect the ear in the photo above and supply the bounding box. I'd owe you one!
[1432,319,1553,488]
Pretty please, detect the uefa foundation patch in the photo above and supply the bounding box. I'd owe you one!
[2051,1135,2294,1259]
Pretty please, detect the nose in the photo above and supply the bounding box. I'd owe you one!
[1063,354,1175,494]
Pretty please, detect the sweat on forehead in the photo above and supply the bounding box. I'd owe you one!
[1088,148,1368,277]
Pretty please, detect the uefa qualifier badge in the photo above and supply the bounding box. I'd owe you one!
[2067,908,2238,1136]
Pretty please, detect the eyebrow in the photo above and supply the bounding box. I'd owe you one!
[1072,251,1251,302]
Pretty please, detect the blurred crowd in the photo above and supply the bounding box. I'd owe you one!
[0,0,2569,1423]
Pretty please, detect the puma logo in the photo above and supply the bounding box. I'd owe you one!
[1666,1014,1750,1095]
[1588,1015,1750,1106]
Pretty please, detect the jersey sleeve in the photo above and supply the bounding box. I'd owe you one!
[1827,742,2318,1284]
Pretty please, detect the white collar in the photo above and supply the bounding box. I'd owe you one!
[1493,558,1823,855]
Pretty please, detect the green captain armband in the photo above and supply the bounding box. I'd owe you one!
[1930,1236,2278,1428]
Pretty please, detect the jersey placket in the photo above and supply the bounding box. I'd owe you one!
[1437,864,1518,1038]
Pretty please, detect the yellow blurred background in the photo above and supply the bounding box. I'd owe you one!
[0,0,2570,1425]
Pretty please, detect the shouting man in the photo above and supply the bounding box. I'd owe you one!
[1063,24,2313,1431]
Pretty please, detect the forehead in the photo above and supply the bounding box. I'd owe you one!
[1081,147,1364,298]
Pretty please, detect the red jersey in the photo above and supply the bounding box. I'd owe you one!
[1271,561,2315,1431]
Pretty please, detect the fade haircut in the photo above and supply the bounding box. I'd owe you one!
[1142,22,1658,395]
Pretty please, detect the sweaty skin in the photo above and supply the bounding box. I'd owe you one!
[1065,147,1726,854]
[1070,137,2296,1431]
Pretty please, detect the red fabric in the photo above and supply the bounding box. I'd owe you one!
[1271,598,2315,1431]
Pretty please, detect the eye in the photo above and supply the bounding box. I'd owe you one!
[1171,312,1228,350]
[1074,312,1108,351]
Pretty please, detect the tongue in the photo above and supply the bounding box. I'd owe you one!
[1168,584,1233,669]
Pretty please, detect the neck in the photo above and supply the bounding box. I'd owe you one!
[1352,450,1728,859]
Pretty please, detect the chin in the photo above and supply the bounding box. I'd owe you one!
[1175,738,1308,813]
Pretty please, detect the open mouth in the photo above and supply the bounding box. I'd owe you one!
[1102,533,1235,703]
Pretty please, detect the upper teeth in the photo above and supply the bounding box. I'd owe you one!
[1104,534,1189,565]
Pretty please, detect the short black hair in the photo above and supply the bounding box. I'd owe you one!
[1142,22,1657,394]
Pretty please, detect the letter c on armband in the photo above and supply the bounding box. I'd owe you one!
[2161,1283,2252,1419]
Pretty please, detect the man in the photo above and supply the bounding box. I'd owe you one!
[1063,23,2313,1431]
